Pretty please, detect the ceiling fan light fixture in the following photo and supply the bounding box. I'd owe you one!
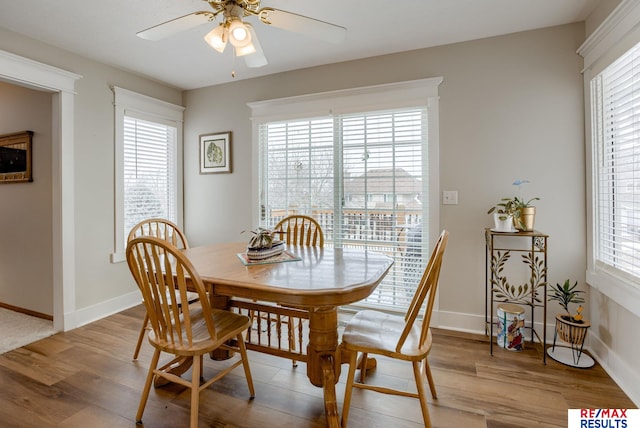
[204,24,227,53]
[235,43,256,57]
[228,19,252,48]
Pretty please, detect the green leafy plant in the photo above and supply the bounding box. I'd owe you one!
[488,180,539,227]
[248,227,276,249]
[488,197,539,218]
[548,279,585,323]
[487,197,520,220]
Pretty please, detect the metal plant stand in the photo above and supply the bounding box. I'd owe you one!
[485,228,548,363]
[546,316,594,368]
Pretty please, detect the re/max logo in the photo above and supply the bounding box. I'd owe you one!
[568,409,640,428]
[581,409,628,418]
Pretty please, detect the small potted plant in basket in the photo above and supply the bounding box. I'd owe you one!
[548,279,590,347]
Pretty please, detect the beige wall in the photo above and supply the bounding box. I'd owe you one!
[585,0,622,36]
[0,13,637,405]
[184,22,639,404]
[0,27,183,317]
[0,82,53,315]
[185,23,587,330]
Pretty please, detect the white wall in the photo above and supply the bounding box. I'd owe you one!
[0,82,53,315]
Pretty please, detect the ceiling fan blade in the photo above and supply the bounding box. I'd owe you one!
[258,8,346,44]
[137,12,216,41]
[241,25,268,68]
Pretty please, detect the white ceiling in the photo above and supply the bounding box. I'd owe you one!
[0,0,599,90]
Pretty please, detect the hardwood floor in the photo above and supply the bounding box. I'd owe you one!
[0,305,634,427]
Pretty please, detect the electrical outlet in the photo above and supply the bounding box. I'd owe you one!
[442,190,458,205]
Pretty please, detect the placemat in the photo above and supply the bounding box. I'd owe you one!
[237,250,301,266]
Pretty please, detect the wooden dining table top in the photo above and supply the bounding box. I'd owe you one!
[182,242,395,307]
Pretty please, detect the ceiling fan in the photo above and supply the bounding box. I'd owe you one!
[137,0,347,69]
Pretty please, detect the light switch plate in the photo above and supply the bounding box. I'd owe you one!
[442,190,458,205]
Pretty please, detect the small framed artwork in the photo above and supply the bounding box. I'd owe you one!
[0,130,34,183]
[200,131,231,174]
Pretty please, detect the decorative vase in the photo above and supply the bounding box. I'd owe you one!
[493,213,514,231]
[516,206,536,231]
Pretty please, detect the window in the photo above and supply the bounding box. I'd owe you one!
[592,42,640,284]
[123,116,177,236]
[583,4,640,317]
[111,87,184,263]
[250,78,442,312]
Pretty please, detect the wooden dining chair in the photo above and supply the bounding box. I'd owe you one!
[128,218,199,360]
[274,214,324,247]
[126,236,255,428]
[340,229,449,428]
[271,215,324,366]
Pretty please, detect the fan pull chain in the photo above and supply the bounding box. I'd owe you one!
[231,49,237,78]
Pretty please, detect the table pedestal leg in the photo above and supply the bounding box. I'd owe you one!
[307,306,341,428]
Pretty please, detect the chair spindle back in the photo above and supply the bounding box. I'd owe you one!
[274,215,324,247]
[126,236,215,348]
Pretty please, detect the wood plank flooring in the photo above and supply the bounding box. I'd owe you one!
[0,305,635,427]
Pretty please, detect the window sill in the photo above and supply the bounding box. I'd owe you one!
[110,251,125,264]
[586,268,640,318]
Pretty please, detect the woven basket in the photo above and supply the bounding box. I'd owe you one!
[555,314,590,345]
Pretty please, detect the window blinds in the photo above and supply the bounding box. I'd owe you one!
[593,40,640,284]
[259,107,428,312]
[123,115,178,245]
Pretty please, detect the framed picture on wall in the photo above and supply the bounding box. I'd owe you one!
[200,131,231,174]
[0,130,33,183]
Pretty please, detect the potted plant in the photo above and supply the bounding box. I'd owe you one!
[487,198,519,231]
[488,180,539,231]
[548,279,590,347]
[511,196,539,231]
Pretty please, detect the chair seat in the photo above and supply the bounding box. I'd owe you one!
[342,309,432,361]
[149,307,251,356]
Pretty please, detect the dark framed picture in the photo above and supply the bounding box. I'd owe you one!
[200,131,231,174]
[0,130,33,183]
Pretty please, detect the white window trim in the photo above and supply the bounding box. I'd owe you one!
[111,86,185,263]
[578,0,640,317]
[248,77,442,239]
[248,77,443,316]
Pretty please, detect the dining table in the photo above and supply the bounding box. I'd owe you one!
[181,241,394,428]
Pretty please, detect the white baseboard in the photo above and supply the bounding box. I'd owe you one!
[63,290,141,330]
[589,332,640,407]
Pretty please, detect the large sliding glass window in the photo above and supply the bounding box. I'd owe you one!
[251,79,441,312]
